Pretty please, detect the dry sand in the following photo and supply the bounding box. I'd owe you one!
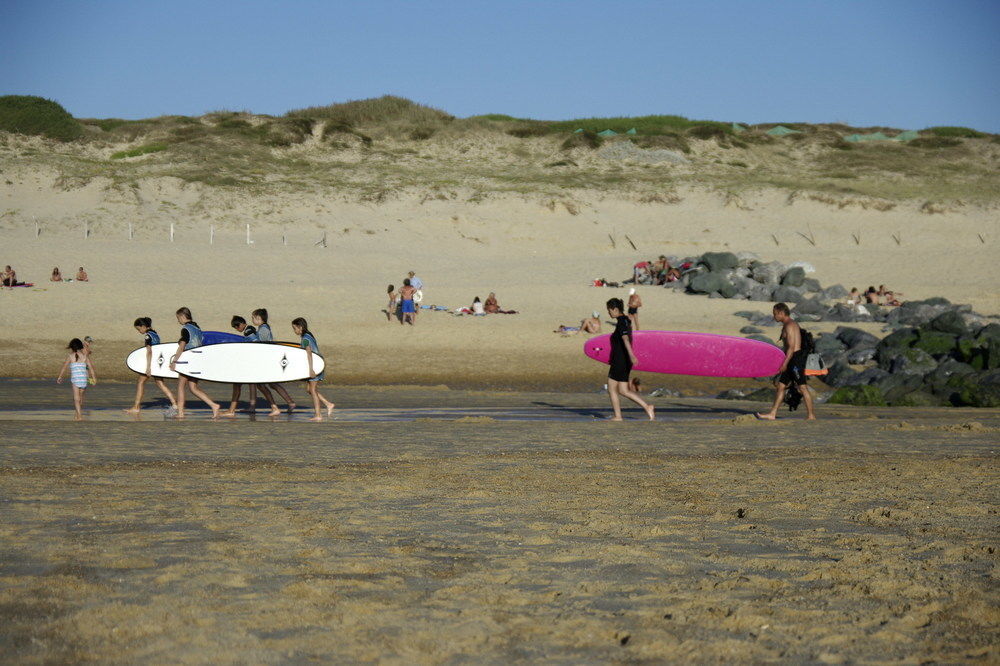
[1,383,998,663]
[1,180,998,388]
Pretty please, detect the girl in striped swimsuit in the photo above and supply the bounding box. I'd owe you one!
[57,338,96,420]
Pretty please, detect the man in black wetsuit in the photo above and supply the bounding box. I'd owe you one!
[605,298,655,421]
[756,302,817,420]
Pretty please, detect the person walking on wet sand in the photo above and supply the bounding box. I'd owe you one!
[756,302,816,420]
[605,298,655,421]
[169,307,221,419]
[56,338,96,420]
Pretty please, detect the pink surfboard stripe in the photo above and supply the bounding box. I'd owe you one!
[583,330,784,378]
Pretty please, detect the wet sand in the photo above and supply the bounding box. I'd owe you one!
[1,382,998,663]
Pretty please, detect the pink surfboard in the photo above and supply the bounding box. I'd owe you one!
[584,330,784,378]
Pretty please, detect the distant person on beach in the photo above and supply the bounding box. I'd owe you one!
[865,286,880,305]
[75,267,89,282]
[471,296,485,315]
[399,279,416,325]
[251,308,295,413]
[386,284,398,322]
[125,317,177,415]
[756,302,817,421]
[2,265,17,287]
[633,260,652,284]
[408,271,423,317]
[627,288,642,330]
[223,315,282,417]
[878,285,903,306]
[169,307,221,419]
[50,267,63,282]
[554,311,602,336]
[56,338,96,420]
[604,298,655,421]
[292,317,335,421]
[484,292,500,314]
[847,287,861,305]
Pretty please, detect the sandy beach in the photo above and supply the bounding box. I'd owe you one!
[0,382,997,663]
[2,182,998,389]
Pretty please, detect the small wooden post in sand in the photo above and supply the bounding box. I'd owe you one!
[210,225,214,245]
[246,223,251,245]
[84,222,89,239]
[128,222,133,240]
[170,223,174,242]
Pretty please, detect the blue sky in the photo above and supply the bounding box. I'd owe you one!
[2,0,998,131]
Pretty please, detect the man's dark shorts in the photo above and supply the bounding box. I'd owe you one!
[778,350,809,386]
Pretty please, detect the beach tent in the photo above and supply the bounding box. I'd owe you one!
[573,128,584,133]
[731,123,747,133]
[597,129,618,137]
[844,131,894,142]
[893,130,918,142]
[626,128,637,135]
[766,125,800,136]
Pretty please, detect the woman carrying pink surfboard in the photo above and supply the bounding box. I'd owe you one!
[605,298,655,421]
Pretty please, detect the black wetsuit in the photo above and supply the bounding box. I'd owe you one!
[608,315,633,382]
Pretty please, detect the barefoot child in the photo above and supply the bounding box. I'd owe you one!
[604,298,655,422]
[56,338,96,420]
[386,284,398,322]
[252,308,296,413]
[292,317,334,421]
[125,317,178,414]
[168,307,221,418]
[222,315,282,417]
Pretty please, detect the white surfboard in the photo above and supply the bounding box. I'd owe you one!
[174,342,326,383]
[125,331,244,379]
[126,343,185,379]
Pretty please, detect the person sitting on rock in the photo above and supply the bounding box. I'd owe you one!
[847,287,861,305]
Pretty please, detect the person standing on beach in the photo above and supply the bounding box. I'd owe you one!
[251,308,296,413]
[399,279,416,326]
[627,288,642,330]
[756,302,817,420]
[169,307,221,419]
[56,338,96,420]
[124,317,177,415]
[222,315,282,417]
[605,298,655,421]
[386,284,398,322]
[408,271,423,317]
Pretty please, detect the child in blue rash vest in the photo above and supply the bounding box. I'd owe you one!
[291,317,335,421]
[168,307,221,419]
[125,317,178,414]
[56,338,97,420]
[252,308,296,413]
[222,315,283,417]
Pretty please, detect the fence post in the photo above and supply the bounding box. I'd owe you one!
[210,225,214,245]
[84,222,89,239]
[35,220,40,238]
[246,223,251,245]
[128,222,133,240]
[170,223,174,242]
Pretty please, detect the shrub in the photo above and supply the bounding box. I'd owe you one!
[633,132,690,154]
[110,142,168,159]
[925,126,985,138]
[909,137,961,149]
[287,95,453,126]
[507,125,548,138]
[409,127,435,140]
[686,124,730,140]
[0,95,82,141]
[561,130,602,150]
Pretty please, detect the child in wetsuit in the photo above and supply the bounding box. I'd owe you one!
[251,308,296,413]
[292,317,335,421]
[168,307,221,418]
[57,338,96,420]
[125,317,178,414]
[223,315,283,417]
[605,298,655,421]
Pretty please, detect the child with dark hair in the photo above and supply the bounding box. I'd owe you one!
[251,307,296,413]
[57,338,96,420]
[125,317,177,414]
[169,307,220,419]
[292,317,334,421]
[604,298,655,421]
[386,285,398,322]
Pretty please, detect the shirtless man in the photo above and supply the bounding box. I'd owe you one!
[2,265,17,287]
[399,278,416,326]
[76,267,89,282]
[627,288,642,330]
[756,302,816,420]
[554,312,602,336]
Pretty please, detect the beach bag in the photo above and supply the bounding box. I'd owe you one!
[804,352,828,376]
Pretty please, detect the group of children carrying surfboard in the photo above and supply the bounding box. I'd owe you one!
[61,307,335,421]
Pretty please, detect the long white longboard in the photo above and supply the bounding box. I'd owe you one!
[125,331,244,379]
[174,342,326,383]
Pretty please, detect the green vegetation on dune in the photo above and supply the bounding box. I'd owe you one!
[110,142,168,159]
[0,95,82,141]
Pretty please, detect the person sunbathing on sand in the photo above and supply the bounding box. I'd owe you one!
[50,267,63,282]
[555,312,602,336]
[75,267,88,282]
[2,265,17,287]
[484,292,500,314]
